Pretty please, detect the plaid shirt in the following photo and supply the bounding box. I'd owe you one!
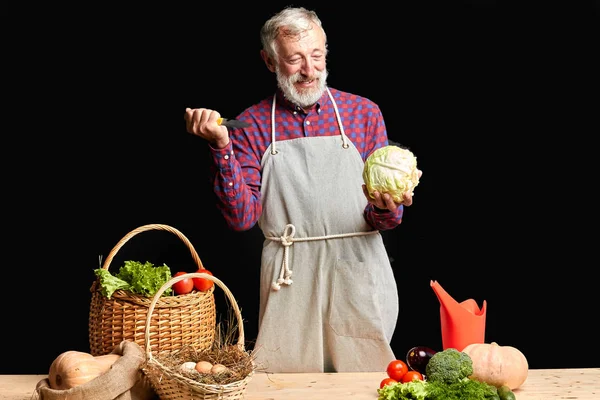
[209,87,403,231]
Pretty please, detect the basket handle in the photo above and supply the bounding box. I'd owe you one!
[101,224,205,271]
[144,272,245,361]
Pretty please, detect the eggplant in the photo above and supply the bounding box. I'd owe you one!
[406,346,437,375]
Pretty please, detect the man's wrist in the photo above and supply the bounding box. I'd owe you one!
[373,205,390,213]
[211,137,230,149]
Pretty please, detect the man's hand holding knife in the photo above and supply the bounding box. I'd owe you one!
[184,108,250,149]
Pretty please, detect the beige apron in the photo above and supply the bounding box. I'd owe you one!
[253,88,398,373]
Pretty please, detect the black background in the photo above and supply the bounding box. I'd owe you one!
[4,1,599,374]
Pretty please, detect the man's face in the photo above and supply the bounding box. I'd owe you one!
[273,22,328,108]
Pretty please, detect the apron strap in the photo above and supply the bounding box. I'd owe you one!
[270,88,350,155]
[326,87,350,149]
[265,224,380,291]
[270,93,278,155]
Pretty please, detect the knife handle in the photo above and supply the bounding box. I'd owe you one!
[217,118,251,129]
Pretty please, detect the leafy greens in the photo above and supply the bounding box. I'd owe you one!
[94,260,173,298]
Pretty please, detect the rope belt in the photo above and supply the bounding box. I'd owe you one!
[265,223,380,291]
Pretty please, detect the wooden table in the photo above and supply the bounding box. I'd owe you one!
[3,368,598,400]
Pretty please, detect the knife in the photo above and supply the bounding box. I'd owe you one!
[217,118,251,129]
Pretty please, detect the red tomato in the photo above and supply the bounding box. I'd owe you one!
[193,268,214,292]
[379,377,398,389]
[386,359,409,382]
[172,271,194,295]
[401,370,424,383]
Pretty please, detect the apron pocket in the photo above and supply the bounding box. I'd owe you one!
[328,258,386,340]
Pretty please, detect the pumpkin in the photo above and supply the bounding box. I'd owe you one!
[462,342,529,390]
[48,350,121,390]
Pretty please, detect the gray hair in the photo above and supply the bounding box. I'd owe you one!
[260,7,327,61]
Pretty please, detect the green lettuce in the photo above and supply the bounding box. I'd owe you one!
[378,380,428,400]
[94,260,173,298]
[94,269,130,298]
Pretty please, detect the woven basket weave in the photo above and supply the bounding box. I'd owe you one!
[142,272,254,400]
[89,224,216,357]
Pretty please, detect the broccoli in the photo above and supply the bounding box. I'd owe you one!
[425,348,474,385]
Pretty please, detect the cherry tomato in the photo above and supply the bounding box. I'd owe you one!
[172,271,194,295]
[193,268,214,292]
[401,370,424,383]
[379,377,398,389]
[386,359,409,382]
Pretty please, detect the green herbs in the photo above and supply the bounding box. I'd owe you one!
[94,260,172,298]
[377,377,500,400]
[426,378,498,400]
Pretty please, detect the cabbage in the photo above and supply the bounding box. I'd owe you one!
[363,145,420,203]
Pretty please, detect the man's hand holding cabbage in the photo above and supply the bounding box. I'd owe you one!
[362,145,422,212]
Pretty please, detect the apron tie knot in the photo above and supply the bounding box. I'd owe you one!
[266,224,380,291]
[280,224,295,245]
[271,224,295,291]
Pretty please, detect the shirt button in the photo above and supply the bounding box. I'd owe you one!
[306,120,311,125]
[224,154,229,160]
[228,182,233,187]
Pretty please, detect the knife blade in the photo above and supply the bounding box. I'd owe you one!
[217,118,251,129]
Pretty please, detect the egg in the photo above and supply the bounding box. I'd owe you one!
[195,360,214,374]
[211,363,230,374]
[179,361,198,374]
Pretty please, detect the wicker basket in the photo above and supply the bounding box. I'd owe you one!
[142,272,254,400]
[89,224,216,357]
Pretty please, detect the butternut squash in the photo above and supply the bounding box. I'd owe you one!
[48,350,121,390]
[462,342,528,390]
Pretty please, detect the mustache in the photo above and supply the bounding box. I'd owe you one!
[291,71,322,83]
[295,78,316,83]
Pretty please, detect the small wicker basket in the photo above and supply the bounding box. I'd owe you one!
[89,224,216,356]
[142,272,254,400]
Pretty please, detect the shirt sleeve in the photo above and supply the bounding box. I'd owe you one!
[364,203,403,230]
[209,140,262,231]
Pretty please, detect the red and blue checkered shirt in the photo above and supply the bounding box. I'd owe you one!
[208,87,404,231]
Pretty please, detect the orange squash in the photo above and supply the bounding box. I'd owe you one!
[48,350,121,390]
[95,353,122,370]
[462,342,528,390]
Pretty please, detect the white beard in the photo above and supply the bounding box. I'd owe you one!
[276,66,328,108]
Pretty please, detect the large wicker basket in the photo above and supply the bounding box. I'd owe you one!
[142,272,254,400]
[89,224,216,356]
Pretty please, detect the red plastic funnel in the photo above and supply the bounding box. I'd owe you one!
[431,280,487,351]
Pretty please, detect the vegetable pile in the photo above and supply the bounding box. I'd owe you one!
[378,348,517,400]
[363,145,420,203]
[94,261,216,298]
